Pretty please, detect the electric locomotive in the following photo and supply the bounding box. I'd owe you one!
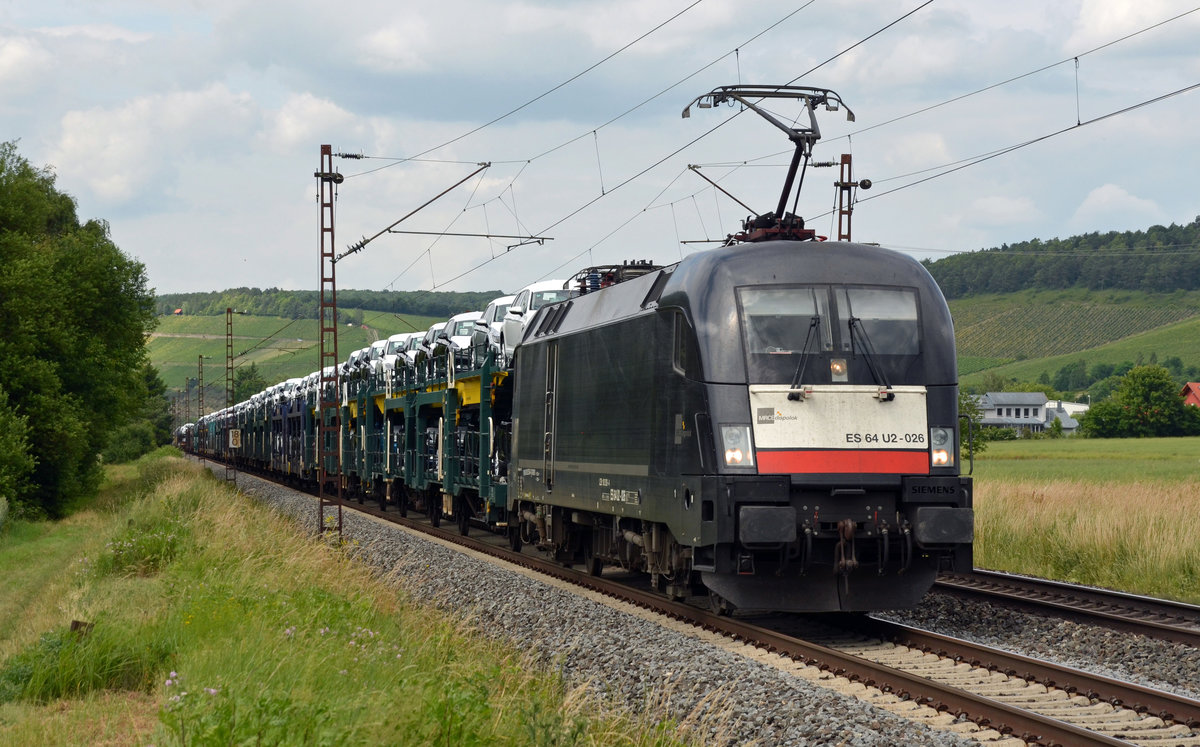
[508,241,972,612]
[505,86,972,612]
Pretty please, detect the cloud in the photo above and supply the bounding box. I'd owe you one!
[0,34,54,95]
[877,131,952,174]
[36,23,153,43]
[49,85,259,205]
[1066,0,1200,51]
[13,0,1200,296]
[260,93,356,152]
[969,195,1040,226]
[1069,184,1168,232]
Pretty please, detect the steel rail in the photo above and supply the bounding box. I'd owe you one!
[846,616,1200,730]
[936,570,1200,649]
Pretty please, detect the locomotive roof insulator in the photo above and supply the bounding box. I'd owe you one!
[569,262,663,295]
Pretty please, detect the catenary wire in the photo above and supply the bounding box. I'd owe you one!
[344,0,709,179]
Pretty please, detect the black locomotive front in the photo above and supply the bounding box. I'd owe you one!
[510,239,972,613]
[671,240,972,611]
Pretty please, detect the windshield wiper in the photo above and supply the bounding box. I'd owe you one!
[786,315,822,401]
[847,317,892,392]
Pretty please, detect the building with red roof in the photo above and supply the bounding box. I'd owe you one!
[1182,382,1200,408]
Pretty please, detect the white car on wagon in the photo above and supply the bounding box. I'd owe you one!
[500,280,577,360]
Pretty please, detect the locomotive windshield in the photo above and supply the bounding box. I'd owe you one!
[737,285,920,384]
[739,287,833,354]
[834,287,919,355]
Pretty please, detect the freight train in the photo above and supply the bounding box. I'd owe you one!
[181,86,973,613]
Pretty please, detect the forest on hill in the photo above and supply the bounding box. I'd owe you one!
[157,287,503,321]
[163,219,1200,315]
[923,217,1200,298]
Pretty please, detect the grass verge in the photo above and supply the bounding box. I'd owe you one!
[0,450,699,745]
[973,438,1200,603]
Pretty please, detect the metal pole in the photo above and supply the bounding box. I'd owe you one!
[225,308,237,485]
[317,144,343,536]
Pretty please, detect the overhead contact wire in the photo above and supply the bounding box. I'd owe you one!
[346,0,708,178]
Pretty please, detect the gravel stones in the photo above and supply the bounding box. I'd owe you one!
[879,590,1200,701]
[226,471,976,746]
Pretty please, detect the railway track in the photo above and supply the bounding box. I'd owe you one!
[935,570,1200,649]
[220,464,1200,746]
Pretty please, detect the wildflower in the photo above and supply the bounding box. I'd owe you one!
[166,679,173,687]
[204,687,219,696]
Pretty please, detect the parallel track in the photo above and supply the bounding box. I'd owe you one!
[221,464,1200,746]
[936,570,1200,649]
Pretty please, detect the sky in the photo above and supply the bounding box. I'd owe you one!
[4,0,1199,297]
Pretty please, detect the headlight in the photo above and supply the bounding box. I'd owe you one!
[720,425,755,468]
[830,358,848,382]
[930,427,953,467]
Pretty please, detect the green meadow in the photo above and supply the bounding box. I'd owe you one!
[0,452,705,745]
[971,437,1200,603]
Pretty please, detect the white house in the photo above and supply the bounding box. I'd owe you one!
[972,392,1085,435]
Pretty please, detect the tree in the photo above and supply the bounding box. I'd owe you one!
[980,371,1009,393]
[1087,375,1122,404]
[1048,417,1064,438]
[1089,362,1115,381]
[234,362,269,402]
[0,385,35,508]
[957,389,989,457]
[1052,359,1089,392]
[0,141,156,515]
[1079,365,1200,438]
[103,363,175,463]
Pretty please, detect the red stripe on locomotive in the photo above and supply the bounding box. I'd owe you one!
[756,449,929,474]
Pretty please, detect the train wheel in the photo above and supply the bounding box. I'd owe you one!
[456,497,470,536]
[507,523,522,552]
[582,540,603,577]
[397,487,408,518]
[429,495,441,528]
[708,590,735,616]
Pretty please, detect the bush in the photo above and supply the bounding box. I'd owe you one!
[0,623,174,704]
[103,421,157,464]
[978,426,1018,441]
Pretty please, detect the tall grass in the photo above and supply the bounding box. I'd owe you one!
[972,438,1200,601]
[0,452,701,745]
[975,478,1200,603]
[0,624,174,704]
